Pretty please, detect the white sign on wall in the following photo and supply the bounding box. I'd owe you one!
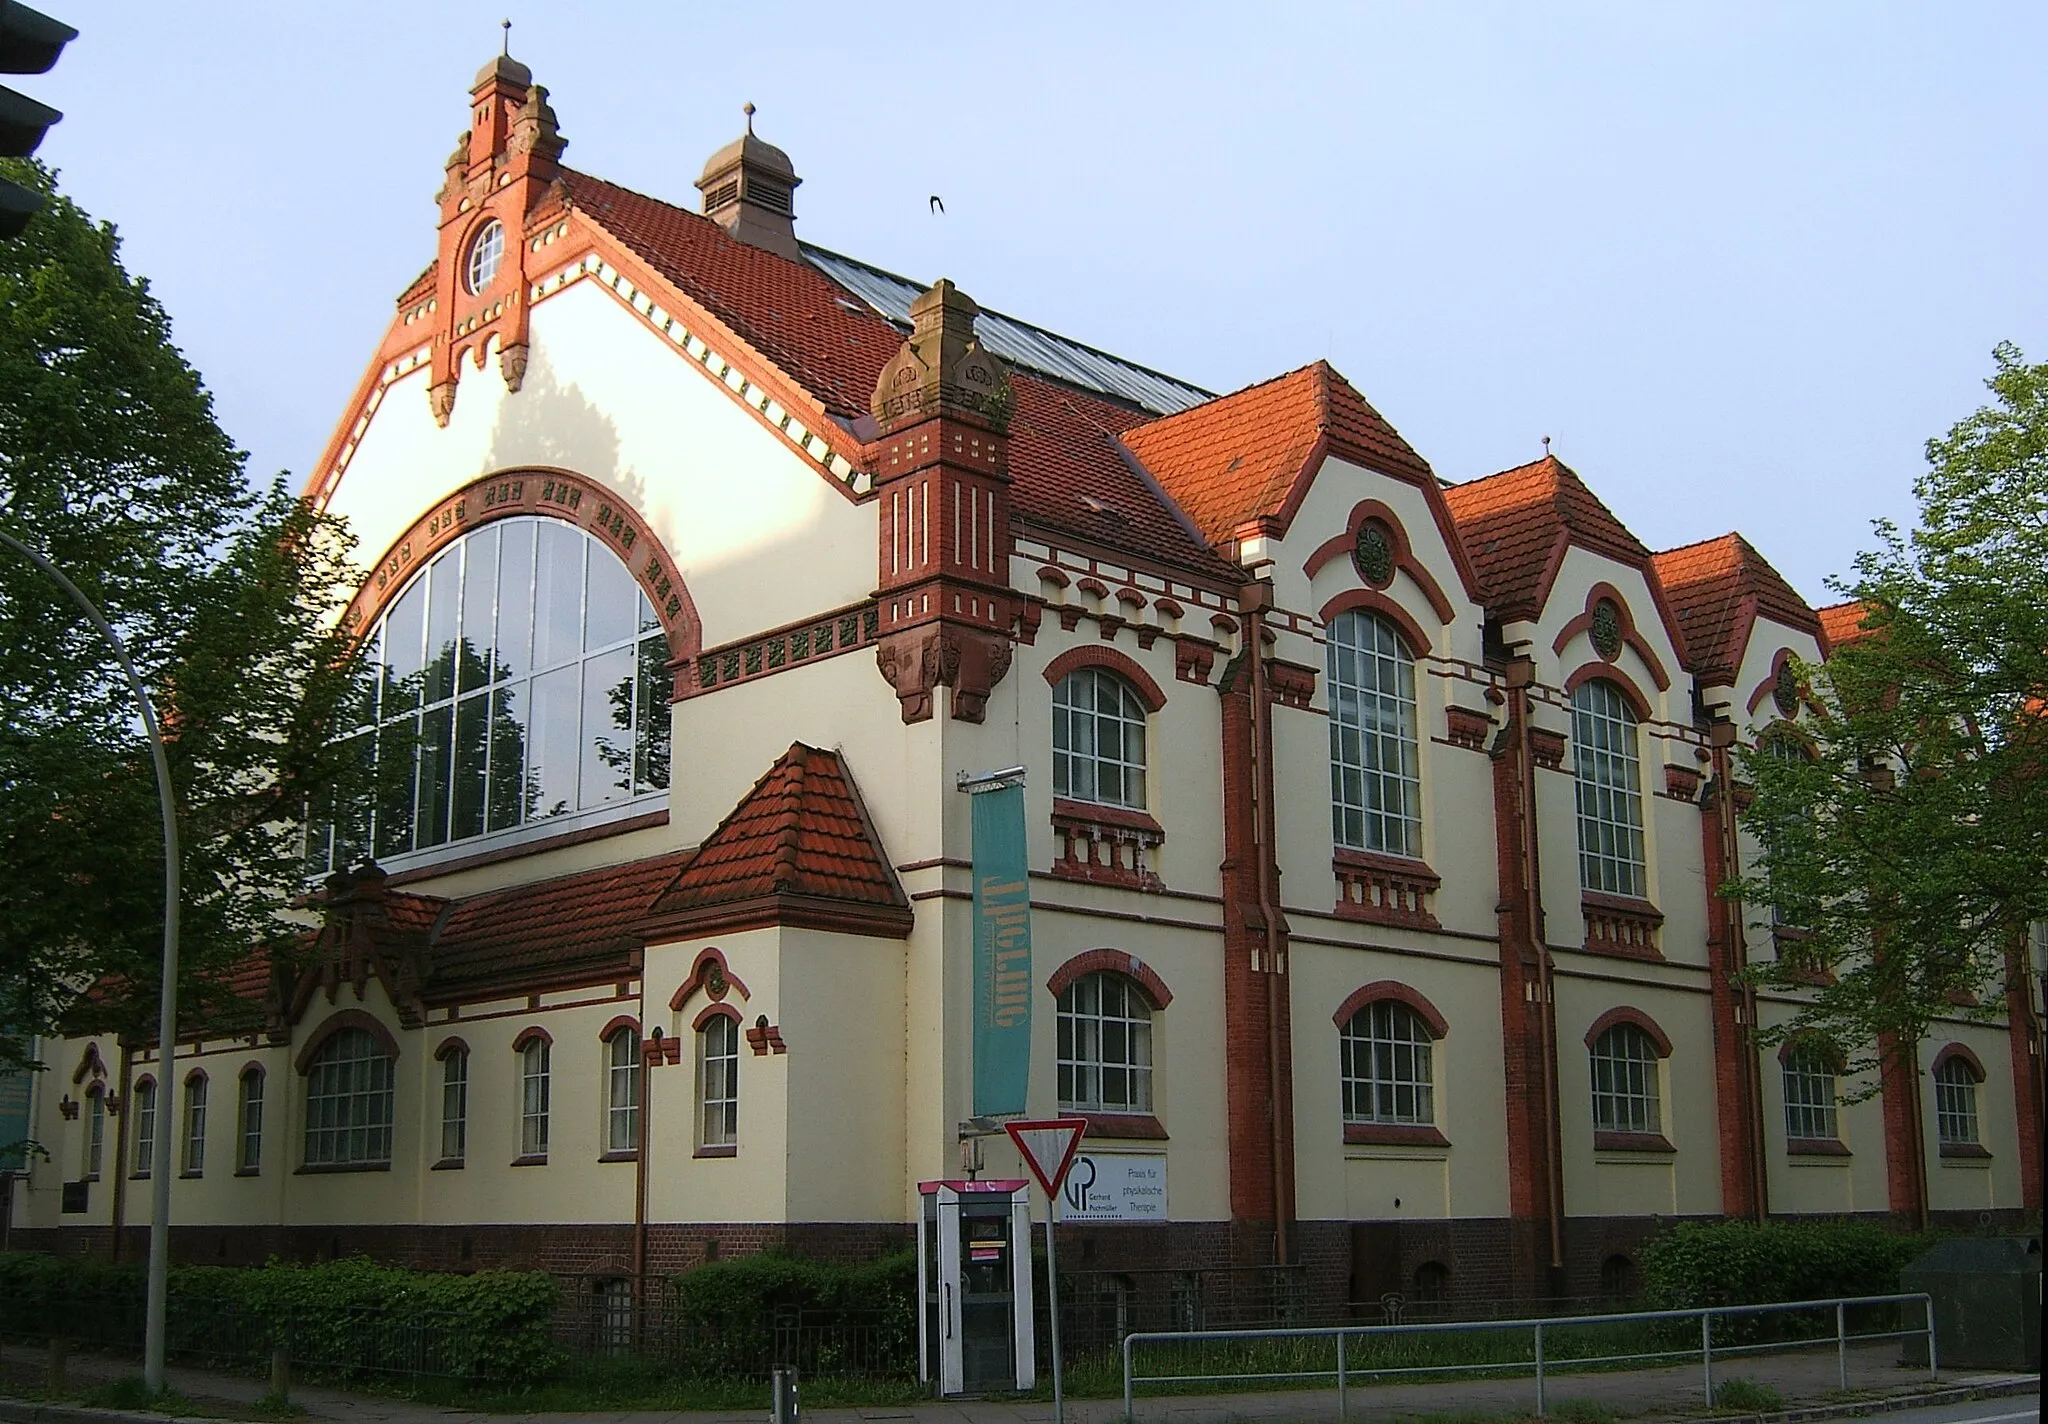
[1059,1153,1167,1220]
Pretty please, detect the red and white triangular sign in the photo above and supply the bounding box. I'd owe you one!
[1005,1117,1089,1198]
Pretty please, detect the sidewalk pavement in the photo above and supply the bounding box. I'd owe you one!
[0,1339,2037,1424]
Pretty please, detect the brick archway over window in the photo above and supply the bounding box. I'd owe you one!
[1332,981,1450,1038]
[1931,1042,1986,1079]
[1046,949,1173,1010]
[1552,581,1672,692]
[1317,588,1434,658]
[295,1010,401,1073]
[1042,647,1167,712]
[1583,1006,1672,1057]
[1563,664,1655,720]
[511,1025,554,1053]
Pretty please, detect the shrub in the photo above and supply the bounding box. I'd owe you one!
[1638,1220,1936,1312]
[664,1250,916,1378]
[1714,1378,1785,1413]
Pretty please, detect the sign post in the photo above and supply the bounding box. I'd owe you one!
[1006,1118,1087,1424]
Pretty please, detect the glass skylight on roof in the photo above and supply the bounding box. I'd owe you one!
[802,245,1211,417]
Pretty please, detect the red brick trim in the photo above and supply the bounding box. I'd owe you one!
[511,1025,553,1053]
[1317,588,1433,657]
[695,1143,738,1159]
[183,1066,209,1087]
[1930,1042,1986,1079]
[1938,1141,1992,1160]
[433,1036,469,1062]
[343,468,700,668]
[1552,582,1672,692]
[1744,647,1810,717]
[1344,1122,1449,1148]
[71,1042,107,1085]
[1332,982,1451,1038]
[1302,499,1460,624]
[1594,1130,1676,1154]
[1562,665,1654,720]
[238,1060,265,1084]
[1787,1137,1852,1157]
[1333,849,1442,928]
[1078,1112,1168,1141]
[671,949,750,1010]
[1581,892,1665,959]
[1777,1036,1846,1070]
[1045,950,1173,1010]
[295,1010,400,1074]
[1042,646,1167,711]
[1584,1007,1673,1058]
[693,1003,743,1032]
[599,1015,641,1043]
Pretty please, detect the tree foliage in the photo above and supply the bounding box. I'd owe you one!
[1735,343,2048,1065]
[0,160,368,1075]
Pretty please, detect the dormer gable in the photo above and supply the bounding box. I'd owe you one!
[1651,532,1821,689]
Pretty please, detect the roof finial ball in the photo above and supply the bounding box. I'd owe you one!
[744,101,756,136]
[1541,434,1552,456]
[501,17,511,55]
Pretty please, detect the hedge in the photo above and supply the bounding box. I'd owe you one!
[663,1250,917,1378]
[0,1252,562,1385]
[1638,1219,1939,1312]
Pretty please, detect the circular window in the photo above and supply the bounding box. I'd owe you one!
[1352,520,1396,588]
[1772,660,1800,717]
[465,219,505,294]
[1590,599,1623,660]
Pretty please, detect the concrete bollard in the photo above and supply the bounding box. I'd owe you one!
[769,1366,798,1424]
[269,1345,291,1402]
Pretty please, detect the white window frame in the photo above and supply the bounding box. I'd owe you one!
[303,1029,395,1168]
[85,1088,105,1179]
[520,1037,551,1159]
[1571,680,1647,899]
[1341,1000,1435,1125]
[698,1015,739,1150]
[440,1048,468,1164]
[466,219,505,294]
[1326,611,1421,857]
[181,1074,208,1176]
[1932,1057,1981,1146]
[1781,1047,1839,1141]
[1589,1023,1661,1134]
[1057,970,1154,1114]
[605,1027,641,1154]
[1052,668,1148,810]
[133,1078,156,1177]
[237,1069,264,1173]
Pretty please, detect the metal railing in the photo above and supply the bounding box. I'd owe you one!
[1122,1291,1938,1421]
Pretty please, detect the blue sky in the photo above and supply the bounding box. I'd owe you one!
[31,2,2046,603]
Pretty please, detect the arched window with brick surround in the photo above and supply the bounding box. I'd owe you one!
[1931,1045,1985,1152]
[1052,953,1170,1120]
[1585,1009,1671,1143]
[1325,610,1421,858]
[515,1028,552,1162]
[1334,983,1449,1138]
[299,1018,397,1168]
[1780,1041,1841,1145]
[1571,678,1647,899]
[1052,667,1149,810]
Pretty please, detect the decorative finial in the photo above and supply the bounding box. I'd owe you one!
[1541,434,1552,456]
[743,101,756,135]
[501,18,511,55]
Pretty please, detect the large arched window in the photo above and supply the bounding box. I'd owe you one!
[1932,1051,1983,1148]
[1326,611,1420,857]
[1340,1000,1436,1126]
[1589,1023,1661,1134]
[303,1029,394,1167]
[1781,1046,1840,1142]
[1057,970,1153,1114]
[1052,668,1148,809]
[314,516,672,868]
[1571,680,1646,899]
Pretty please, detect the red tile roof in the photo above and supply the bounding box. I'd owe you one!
[559,172,1232,579]
[1120,362,1434,545]
[648,742,909,936]
[1817,600,1875,651]
[1651,533,1821,684]
[1442,455,1650,618]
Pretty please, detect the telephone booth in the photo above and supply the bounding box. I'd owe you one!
[917,1180,1036,1395]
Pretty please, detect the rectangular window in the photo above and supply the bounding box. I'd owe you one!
[181,1076,207,1176]
[133,1080,156,1177]
[520,1039,550,1159]
[698,1017,738,1149]
[1933,1061,1981,1146]
[1781,1053,1839,1141]
[238,1072,264,1172]
[441,1050,468,1163]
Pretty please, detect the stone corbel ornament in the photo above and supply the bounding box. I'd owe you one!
[875,626,1013,724]
[429,380,458,428]
[499,341,530,393]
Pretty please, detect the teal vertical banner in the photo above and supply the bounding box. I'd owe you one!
[0,1044,31,1173]
[970,783,1032,1117]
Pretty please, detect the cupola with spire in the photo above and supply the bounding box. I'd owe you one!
[695,104,802,260]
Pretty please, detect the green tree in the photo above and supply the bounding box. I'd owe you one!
[0,160,369,1075]
[1734,343,2048,1071]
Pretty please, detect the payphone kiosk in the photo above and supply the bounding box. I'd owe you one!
[917,1180,1036,1395]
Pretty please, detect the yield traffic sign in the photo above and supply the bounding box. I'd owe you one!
[1004,1117,1088,1199]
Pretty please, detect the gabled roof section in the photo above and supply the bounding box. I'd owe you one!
[648,742,911,939]
[1817,599,1875,652]
[1443,455,1651,620]
[1120,361,1436,546]
[1651,533,1822,685]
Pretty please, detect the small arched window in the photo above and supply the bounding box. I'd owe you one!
[304,1029,394,1167]
[519,1036,551,1160]
[84,1087,105,1180]
[1053,668,1148,809]
[1411,1260,1450,1305]
[605,1026,641,1154]
[1326,611,1420,857]
[1589,1023,1661,1134]
[438,1045,468,1165]
[1340,1000,1436,1126]
[466,219,505,294]
[237,1068,265,1174]
[132,1077,157,1178]
[1781,1046,1839,1142]
[1933,1053,1982,1147]
[1571,680,1646,898]
[1057,970,1153,1114]
[1600,1254,1638,1301]
[698,1014,739,1150]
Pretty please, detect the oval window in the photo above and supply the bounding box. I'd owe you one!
[466,219,505,294]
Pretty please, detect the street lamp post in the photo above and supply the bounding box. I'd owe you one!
[0,530,181,1394]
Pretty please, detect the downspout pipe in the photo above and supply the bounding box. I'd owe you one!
[1708,720,1769,1219]
[1507,658,1565,1283]
[1241,582,1290,1266]
[635,977,653,1341]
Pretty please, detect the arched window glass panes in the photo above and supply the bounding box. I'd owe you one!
[1571,680,1646,899]
[133,1079,156,1177]
[1781,1048,1839,1141]
[439,1049,468,1165]
[1340,999,1435,1125]
[238,1070,264,1173]
[314,517,671,868]
[699,1016,739,1149]
[1057,971,1153,1113]
[1052,669,1147,809]
[1326,612,1420,857]
[606,1028,641,1154]
[466,220,504,294]
[303,1029,394,1167]
[1933,1057,1981,1146]
[1589,1023,1660,1134]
